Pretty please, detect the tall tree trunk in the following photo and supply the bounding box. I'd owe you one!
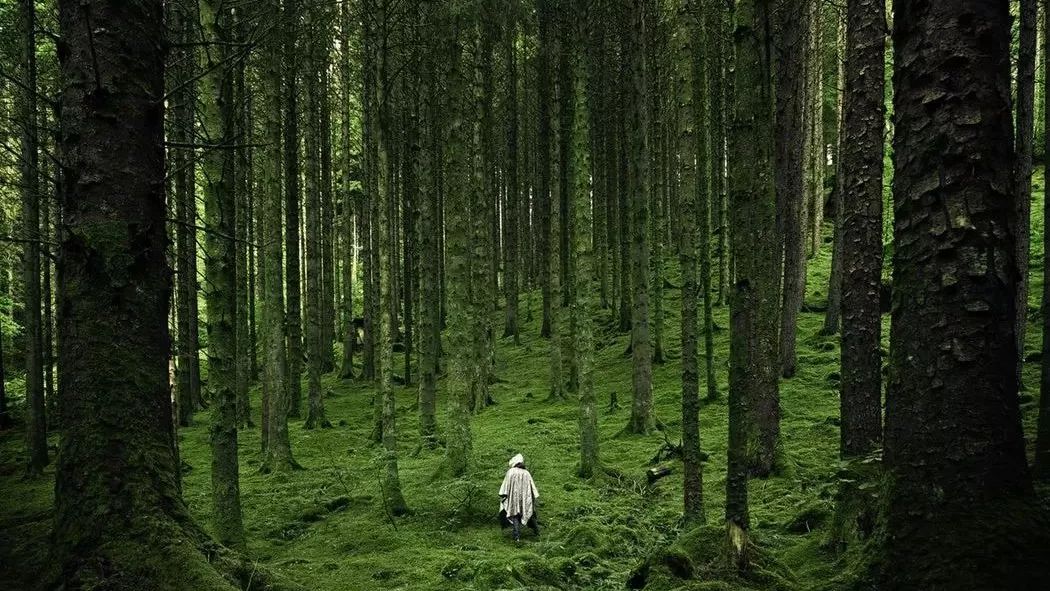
[284,0,304,417]
[234,8,252,429]
[417,10,441,445]
[41,148,55,425]
[1017,0,1037,387]
[377,70,409,516]
[339,0,356,380]
[822,8,846,336]
[884,1,1049,586]
[442,11,473,476]
[537,0,555,338]
[617,112,632,333]
[1038,0,1050,480]
[503,7,521,341]
[727,0,780,565]
[775,0,807,379]
[172,0,198,427]
[19,0,47,476]
[261,0,298,473]
[321,65,338,376]
[731,0,781,479]
[626,0,655,435]
[199,0,245,547]
[839,0,884,458]
[710,4,730,306]
[304,3,328,430]
[805,0,825,257]
[53,2,260,584]
[569,55,600,479]
[679,0,708,525]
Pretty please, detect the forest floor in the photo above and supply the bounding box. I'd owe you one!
[3,172,1050,591]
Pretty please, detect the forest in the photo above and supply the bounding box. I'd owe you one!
[1,0,1049,589]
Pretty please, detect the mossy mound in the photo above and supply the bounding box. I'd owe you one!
[628,526,801,591]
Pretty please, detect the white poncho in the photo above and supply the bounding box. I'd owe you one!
[499,462,539,523]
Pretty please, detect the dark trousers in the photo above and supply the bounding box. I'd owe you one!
[510,515,522,541]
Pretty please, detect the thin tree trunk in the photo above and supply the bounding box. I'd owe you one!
[839,0,884,459]
[304,3,328,430]
[727,0,780,565]
[775,0,808,379]
[260,0,298,473]
[339,0,356,380]
[199,0,245,548]
[1017,0,1037,387]
[626,0,655,435]
[503,6,521,341]
[442,8,473,476]
[680,0,708,524]
[537,0,555,338]
[19,0,47,476]
[822,8,846,336]
[1039,0,1050,479]
[284,0,304,417]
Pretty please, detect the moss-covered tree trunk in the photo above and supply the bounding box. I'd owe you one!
[822,9,846,336]
[626,0,655,435]
[376,66,409,514]
[1017,0,1036,387]
[1039,1,1050,481]
[339,0,356,380]
[804,0,824,257]
[503,5,521,342]
[321,64,338,376]
[679,0,710,525]
[199,0,245,547]
[774,0,807,379]
[417,10,441,445]
[53,2,271,585]
[537,0,555,338]
[260,0,298,473]
[839,0,884,459]
[727,0,779,565]
[304,2,329,430]
[569,52,600,479]
[883,1,1050,586]
[708,3,729,307]
[172,0,199,427]
[19,0,47,476]
[234,8,252,429]
[284,0,304,417]
[442,8,473,476]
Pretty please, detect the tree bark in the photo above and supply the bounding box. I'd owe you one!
[884,0,1049,586]
[1039,0,1050,481]
[199,0,245,547]
[259,0,298,473]
[284,0,304,417]
[53,2,264,585]
[304,2,328,430]
[839,0,884,459]
[626,0,655,435]
[1017,0,1037,387]
[774,0,808,379]
[537,0,555,339]
[19,0,47,477]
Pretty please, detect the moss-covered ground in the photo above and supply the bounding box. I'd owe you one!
[3,170,1049,590]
